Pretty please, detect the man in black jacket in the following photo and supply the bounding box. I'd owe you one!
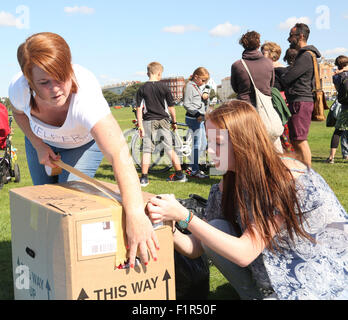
[281,23,321,167]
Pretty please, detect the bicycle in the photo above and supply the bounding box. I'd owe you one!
[123,107,193,173]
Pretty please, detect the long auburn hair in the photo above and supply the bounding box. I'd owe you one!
[17,32,78,111]
[206,100,313,250]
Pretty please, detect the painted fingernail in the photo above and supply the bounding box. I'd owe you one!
[130,264,134,268]
[154,257,157,262]
[144,262,148,266]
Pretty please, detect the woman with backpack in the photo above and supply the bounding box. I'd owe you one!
[230,31,274,107]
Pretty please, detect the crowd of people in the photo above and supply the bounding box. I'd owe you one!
[7,22,348,300]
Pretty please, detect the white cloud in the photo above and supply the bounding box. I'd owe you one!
[279,16,311,30]
[162,24,200,34]
[209,22,241,37]
[64,6,95,15]
[0,11,19,27]
[344,13,348,19]
[323,47,348,57]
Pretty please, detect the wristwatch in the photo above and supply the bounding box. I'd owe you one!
[177,210,193,229]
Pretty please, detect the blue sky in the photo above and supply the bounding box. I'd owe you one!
[1,0,348,97]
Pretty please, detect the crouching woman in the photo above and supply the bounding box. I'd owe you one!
[147,100,348,300]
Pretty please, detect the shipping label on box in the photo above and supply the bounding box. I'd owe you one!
[10,181,175,300]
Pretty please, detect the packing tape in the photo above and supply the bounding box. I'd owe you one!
[45,165,62,176]
[30,203,39,231]
[51,159,128,267]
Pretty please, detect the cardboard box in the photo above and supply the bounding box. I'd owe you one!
[10,180,175,300]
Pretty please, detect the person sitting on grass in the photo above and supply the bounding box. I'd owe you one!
[147,100,348,300]
[135,62,187,187]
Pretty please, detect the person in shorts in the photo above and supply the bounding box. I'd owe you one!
[281,23,321,167]
[136,62,187,186]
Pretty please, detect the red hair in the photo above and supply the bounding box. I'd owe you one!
[17,32,78,110]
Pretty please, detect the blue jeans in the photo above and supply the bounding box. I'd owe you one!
[25,137,104,185]
[185,116,207,172]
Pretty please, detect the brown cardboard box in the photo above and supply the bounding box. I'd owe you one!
[10,180,175,300]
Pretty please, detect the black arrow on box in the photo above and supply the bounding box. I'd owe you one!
[77,288,89,300]
[162,270,171,300]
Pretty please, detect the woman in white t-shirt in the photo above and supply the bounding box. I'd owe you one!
[8,32,159,267]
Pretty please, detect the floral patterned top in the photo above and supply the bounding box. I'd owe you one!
[204,168,348,300]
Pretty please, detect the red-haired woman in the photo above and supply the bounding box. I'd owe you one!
[9,32,159,267]
[147,100,348,300]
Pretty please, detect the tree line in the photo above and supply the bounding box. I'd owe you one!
[102,83,143,107]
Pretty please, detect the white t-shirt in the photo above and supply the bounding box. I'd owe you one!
[8,64,111,149]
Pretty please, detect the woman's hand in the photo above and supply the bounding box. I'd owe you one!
[35,142,61,168]
[126,210,160,267]
[147,194,188,224]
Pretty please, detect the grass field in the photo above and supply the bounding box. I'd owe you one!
[0,105,347,300]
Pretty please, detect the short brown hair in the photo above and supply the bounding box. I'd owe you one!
[239,31,260,50]
[261,42,282,62]
[147,62,163,75]
[17,32,77,111]
[335,55,348,70]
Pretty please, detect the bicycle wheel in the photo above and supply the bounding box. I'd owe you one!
[173,127,193,168]
[131,133,173,173]
[123,128,137,152]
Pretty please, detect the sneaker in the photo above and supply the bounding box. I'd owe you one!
[139,176,149,187]
[166,173,187,182]
[190,170,209,179]
[325,157,334,164]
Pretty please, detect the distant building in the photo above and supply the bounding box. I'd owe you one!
[102,81,140,95]
[160,77,186,102]
[216,77,234,102]
[319,58,336,98]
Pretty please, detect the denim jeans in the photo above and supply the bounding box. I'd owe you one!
[185,116,207,172]
[25,137,104,185]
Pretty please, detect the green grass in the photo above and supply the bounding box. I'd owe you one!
[0,106,347,300]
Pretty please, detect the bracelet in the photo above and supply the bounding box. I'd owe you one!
[188,210,193,223]
[171,122,177,125]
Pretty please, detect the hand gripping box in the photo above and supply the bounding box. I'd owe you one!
[9,181,175,300]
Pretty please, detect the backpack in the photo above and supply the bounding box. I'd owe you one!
[307,51,329,121]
